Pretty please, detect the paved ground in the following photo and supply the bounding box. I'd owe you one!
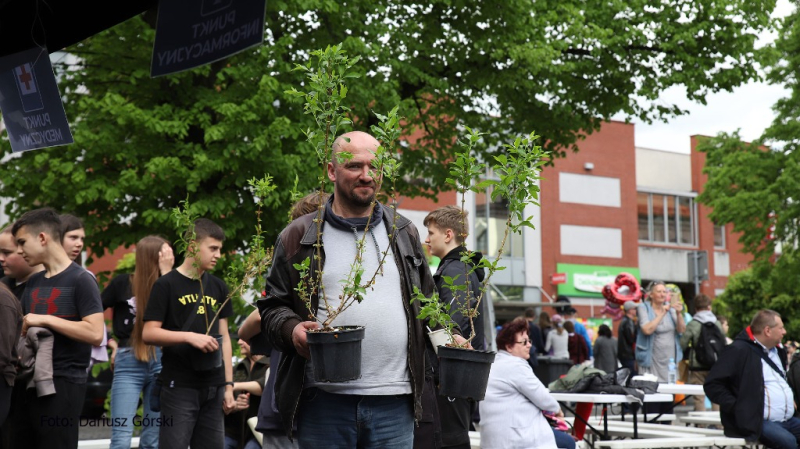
[76,402,698,441]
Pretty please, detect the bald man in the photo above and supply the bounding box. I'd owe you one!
[259,131,450,448]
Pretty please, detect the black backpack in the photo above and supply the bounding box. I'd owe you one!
[694,321,726,369]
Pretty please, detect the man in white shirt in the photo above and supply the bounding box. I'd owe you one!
[705,309,800,447]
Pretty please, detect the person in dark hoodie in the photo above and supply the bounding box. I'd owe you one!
[679,293,724,412]
[788,347,800,420]
[705,309,800,447]
[424,206,486,449]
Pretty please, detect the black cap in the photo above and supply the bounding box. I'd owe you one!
[565,307,578,315]
[553,296,571,314]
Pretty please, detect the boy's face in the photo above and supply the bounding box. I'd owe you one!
[193,237,222,272]
[0,232,32,278]
[62,228,85,261]
[425,224,451,259]
[14,226,46,267]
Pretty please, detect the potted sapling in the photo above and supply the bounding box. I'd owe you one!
[413,128,547,400]
[170,175,276,370]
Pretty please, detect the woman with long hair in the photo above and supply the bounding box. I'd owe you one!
[102,235,174,449]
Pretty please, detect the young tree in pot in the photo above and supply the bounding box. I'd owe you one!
[414,128,548,400]
[284,45,405,382]
[170,175,277,370]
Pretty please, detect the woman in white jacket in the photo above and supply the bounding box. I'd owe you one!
[481,318,572,449]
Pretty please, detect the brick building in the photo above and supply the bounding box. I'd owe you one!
[396,120,751,322]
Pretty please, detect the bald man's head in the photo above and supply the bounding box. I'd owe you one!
[327,131,382,217]
[331,131,380,165]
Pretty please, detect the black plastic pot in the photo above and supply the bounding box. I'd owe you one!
[437,346,496,400]
[190,334,223,371]
[307,326,365,382]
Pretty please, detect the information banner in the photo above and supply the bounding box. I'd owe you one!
[0,47,73,152]
[151,0,266,77]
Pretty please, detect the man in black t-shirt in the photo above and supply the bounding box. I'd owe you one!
[143,218,235,449]
[8,208,104,449]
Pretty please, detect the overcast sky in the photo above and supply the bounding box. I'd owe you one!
[624,0,794,154]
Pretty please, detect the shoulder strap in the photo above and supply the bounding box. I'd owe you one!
[748,343,786,379]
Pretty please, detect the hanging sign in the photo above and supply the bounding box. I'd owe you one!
[0,47,73,152]
[151,0,266,77]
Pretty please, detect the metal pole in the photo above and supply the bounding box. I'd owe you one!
[693,251,701,297]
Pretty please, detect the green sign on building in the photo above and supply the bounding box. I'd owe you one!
[556,263,640,298]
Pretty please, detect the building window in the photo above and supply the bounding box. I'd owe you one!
[637,193,650,240]
[475,176,524,258]
[638,192,696,246]
[714,225,726,248]
[490,285,524,302]
[678,197,694,245]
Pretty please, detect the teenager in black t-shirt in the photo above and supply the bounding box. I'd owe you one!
[143,218,235,449]
[8,208,104,449]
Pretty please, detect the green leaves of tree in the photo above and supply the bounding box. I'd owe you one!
[0,0,776,269]
[695,3,800,336]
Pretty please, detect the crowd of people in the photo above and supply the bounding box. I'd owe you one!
[0,130,499,449]
[0,208,266,449]
[515,281,800,448]
[1,130,799,449]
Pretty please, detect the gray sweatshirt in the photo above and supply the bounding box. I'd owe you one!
[305,224,411,395]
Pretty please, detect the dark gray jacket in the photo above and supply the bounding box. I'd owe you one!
[0,285,22,387]
[258,205,439,439]
[433,246,485,350]
[17,326,56,396]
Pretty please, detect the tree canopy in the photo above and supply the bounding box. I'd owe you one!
[697,3,800,335]
[0,0,779,266]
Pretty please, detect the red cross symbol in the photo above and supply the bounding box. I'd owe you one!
[17,64,33,90]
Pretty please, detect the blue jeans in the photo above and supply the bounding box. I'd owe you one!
[110,347,162,449]
[297,388,414,449]
[761,417,800,449]
[224,434,261,449]
[553,428,575,449]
